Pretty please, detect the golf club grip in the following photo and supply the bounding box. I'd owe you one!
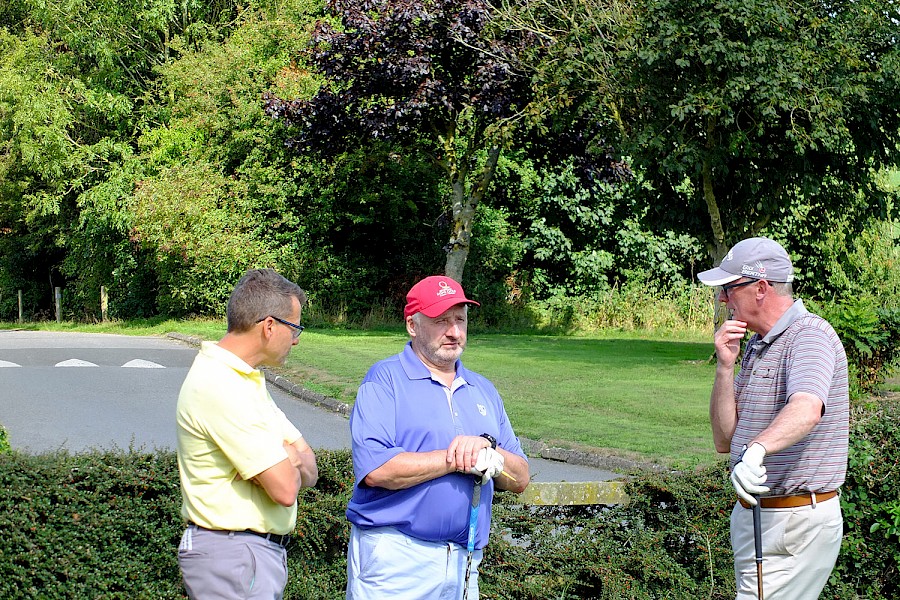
[752,497,764,599]
[752,501,763,559]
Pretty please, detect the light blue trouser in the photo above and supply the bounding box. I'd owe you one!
[178,525,288,599]
[731,494,843,600]
[346,525,483,600]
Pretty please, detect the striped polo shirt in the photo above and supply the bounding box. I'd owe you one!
[731,299,849,495]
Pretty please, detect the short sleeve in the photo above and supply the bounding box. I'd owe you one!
[349,381,405,486]
[785,326,836,409]
[202,389,289,480]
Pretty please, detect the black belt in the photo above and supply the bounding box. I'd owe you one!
[243,529,292,548]
[189,523,291,548]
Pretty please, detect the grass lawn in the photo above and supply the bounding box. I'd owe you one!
[1,319,724,468]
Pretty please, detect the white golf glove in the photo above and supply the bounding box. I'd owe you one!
[470,448,505,485]
[731,443,770,506]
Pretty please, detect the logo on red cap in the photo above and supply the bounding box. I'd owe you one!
[436,281,457,297]
[404,276,480,318]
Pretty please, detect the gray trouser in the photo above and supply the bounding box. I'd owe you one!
[178,525,288,599]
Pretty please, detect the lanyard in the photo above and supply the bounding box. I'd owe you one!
[463,479,482,600]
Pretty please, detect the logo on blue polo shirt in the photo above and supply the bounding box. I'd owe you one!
[477,404,486,416]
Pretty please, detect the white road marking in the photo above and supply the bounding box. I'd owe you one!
[121,359,165,369]
[55,359,99,367]
[0,360,21,367]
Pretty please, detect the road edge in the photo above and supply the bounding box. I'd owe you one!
[166,332,661,474]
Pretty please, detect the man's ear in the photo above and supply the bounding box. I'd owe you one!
[405,316,416,338]
[259,317,275,340]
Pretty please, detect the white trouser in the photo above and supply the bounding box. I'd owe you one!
[730,494,842,600]
[346,525,482,600]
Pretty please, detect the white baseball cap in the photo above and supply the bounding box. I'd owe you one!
[698,237,794,286]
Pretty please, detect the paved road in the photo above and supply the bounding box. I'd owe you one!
[0,330,616,482]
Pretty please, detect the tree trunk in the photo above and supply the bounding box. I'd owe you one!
[701,157,728,264]
[443,145,501,281]
[700,134,731,332]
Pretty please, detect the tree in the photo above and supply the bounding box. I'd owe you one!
[0,1,245,318]
[264,0,539,281]
[501,0,900,266]
[0,28,90,317]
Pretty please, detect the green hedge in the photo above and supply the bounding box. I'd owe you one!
[1,400,898,599]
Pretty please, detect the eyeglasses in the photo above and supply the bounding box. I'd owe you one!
[256,315,305,338]
[720,279,758,300]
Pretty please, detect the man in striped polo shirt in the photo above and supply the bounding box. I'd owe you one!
[699,237,849,600]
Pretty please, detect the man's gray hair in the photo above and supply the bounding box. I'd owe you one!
[770,281,793,297]
[227,269,306,332]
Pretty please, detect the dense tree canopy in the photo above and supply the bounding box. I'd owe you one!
[503,0,900,263]
[0,0,896,323]
[264,0,540,280]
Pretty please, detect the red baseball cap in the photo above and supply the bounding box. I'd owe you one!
[403,276,480,319]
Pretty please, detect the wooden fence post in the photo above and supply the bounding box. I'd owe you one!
[55,287,62,323]
[100,286,108,322]
[18,290,23,324]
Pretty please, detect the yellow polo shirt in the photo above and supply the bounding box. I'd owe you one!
[176,342,303,535]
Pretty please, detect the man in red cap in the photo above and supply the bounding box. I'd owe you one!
[345,275,530,599]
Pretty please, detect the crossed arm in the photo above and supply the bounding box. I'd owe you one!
[363,434,529,493]
[253,437,319,507]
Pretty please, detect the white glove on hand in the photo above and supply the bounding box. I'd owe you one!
[470,448,504,485]
[731,443,770,506]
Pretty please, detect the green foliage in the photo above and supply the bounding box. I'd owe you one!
[2,0,898,360]
[511,0,900,263]
[488,148,704,301]
[533,274,712,335]
[129,162,282,315]
[808,298,900,396]
[56,1,324,319]
[23,0,237,97]
[832,401,900,598]
[485,467,736,599]
[286,146,447,318]
[285,449,353,599]
[0,28,78,318]
[810,217,900,305]
[0,449,184,598]
[0,425,9,454]
[1,403,899,599]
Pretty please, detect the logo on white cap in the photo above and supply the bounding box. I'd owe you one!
[741,261,769,279]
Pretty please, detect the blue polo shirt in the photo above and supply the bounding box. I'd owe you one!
[346,342,526,549]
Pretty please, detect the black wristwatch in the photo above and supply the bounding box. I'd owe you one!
[479,433,497,449]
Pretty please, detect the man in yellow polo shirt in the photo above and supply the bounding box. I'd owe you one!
[176,268,318,599]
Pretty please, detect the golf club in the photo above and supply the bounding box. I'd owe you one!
[753,495,764,600]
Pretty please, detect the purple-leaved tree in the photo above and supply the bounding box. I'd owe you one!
[264,0,538,280]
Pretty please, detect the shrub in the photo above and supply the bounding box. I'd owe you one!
[0,449,184,599]
[832,400,900,598]
[532,274,711,335]
[483,466,736,599]
[808,298,900,397]
[284,449,354,600]
[1,405,898,600]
